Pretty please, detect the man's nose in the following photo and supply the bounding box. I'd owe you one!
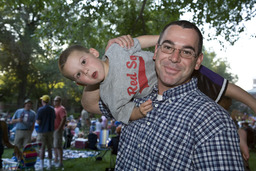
[168,50,181,63]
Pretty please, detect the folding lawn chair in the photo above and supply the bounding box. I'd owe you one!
[21,142,42,169]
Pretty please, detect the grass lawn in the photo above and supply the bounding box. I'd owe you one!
[249,149,256,171]
[2,148,115,171]
[2,148,256,170]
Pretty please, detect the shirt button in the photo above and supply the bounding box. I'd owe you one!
[169,99,172,103]
[134,169,137,171]
[138,144,140,148]
[147,122,150,126]
[155,104,158,107]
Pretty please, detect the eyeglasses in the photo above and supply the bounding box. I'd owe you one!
[158,43,197,59]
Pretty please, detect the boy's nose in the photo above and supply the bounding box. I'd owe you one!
[84,68,89,76]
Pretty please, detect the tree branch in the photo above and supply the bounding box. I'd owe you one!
[132,0,147,35]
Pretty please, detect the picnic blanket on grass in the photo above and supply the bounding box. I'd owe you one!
[3,149,100,170]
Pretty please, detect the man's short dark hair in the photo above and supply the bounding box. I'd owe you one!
[158,20,203,56]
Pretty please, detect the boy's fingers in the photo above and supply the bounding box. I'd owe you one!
[118,35,134,49]
[105,38,125,51]
[146,106,153,111]
[141,104,153,112]
[105,35,134,51]
[126,35,134,48]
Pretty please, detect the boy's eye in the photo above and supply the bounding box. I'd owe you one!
[81,59,86,65]
[76,72,81,79]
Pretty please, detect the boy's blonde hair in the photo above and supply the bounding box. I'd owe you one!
[58,45,90,74]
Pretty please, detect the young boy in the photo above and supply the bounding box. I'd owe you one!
[59,38,156,124]
[59,35,256,124]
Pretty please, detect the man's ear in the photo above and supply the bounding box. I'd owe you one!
[194,53,204,70]
[153,44,158,60]
[89,48,100,58]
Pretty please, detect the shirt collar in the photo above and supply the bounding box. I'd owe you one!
[151,77,198,102]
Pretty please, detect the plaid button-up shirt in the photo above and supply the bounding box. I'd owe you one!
[100,78,244,171]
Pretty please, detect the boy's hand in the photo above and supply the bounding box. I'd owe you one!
[105,35,134,51]
[139,99,153,117]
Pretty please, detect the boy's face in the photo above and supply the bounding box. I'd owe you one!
[62,49,106,86]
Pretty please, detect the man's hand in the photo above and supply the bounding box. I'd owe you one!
[105,34,134,51]
[139,99,153,117]
[11,118,22,124]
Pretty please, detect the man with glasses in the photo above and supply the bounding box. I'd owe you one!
[53,96,67,168]
[82,20,244,170]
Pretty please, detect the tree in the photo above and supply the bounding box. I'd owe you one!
[202,47,238,83]
[0,0,85,108]
[0,0,255,108]
[202,48,255,115]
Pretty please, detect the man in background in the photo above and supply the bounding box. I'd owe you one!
[11,99,36,149]
[36,95,56,170]
[81,109,91,136]
[53,96,67,168]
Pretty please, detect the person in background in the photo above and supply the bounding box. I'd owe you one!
[80,109,91,136]
[219,96,250,171]
[108,124,122,156]
[63,123,73,149]
[85,118,91,136]
[0,121,22,170]
[36,95,56,170]
[94,118,102,138]
[101,115,108,129]
[238,128,250,171]
[11,99,36,149]
[53,96,67,168]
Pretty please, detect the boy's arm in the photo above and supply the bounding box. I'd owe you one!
[81,84,102,114]
[105,35,159,51]
[225,83,256,113]
[136,35,159,48]
[198,66,256,113]
[130,107,145,120]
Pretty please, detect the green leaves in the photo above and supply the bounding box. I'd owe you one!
[0,0,255,108]
[202,47,238,83]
